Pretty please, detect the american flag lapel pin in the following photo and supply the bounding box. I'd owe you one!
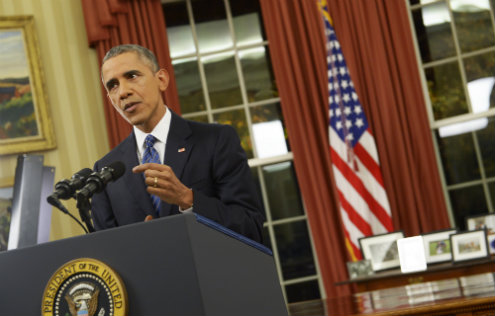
[178,147,186,153]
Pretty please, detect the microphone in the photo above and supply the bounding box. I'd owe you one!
[47,168,93,206]
[77,161,126,200]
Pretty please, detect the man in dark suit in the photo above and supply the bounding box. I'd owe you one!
[90,44,264,243]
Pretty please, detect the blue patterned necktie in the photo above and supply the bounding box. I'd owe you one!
[142,134,161,215]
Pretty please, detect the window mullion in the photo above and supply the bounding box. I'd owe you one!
[185,0,214,123]
[471,131,494,213]
[405,3,437,126]
[257,165,288,303]
[431,129,457,226]
[446,0,475,114]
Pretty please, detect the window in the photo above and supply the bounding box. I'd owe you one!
[162,0,325,303]
[407,0,495,229]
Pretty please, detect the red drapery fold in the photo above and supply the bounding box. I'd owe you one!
[260,0,450,298]
[81,0,180,148]
[260,0,351,298]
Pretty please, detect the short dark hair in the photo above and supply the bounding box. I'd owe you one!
[102,44,160,72]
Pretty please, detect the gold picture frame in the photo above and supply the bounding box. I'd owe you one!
[0,15,55,155]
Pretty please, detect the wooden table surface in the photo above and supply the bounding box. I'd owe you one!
[289,272,495,316]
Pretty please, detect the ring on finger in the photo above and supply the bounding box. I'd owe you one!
[153,177,158,188]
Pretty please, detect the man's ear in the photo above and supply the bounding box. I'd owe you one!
[156,68,169,92]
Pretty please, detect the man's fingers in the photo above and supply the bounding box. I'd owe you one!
[132,163,161,173]
[144,215,154,222]
[133,163,170,173]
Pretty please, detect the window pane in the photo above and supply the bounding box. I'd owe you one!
[274,220,316,280]
[163,1,196,58]
[463,52,495,113]
[476,116,495,178]
[451,0,495,53]
[448,185,488,230]
[250,167,267,219]
[185,115,208,124]
[203,53,243,109]
[263,162,304,220]
[191,0,233,53]
[240,46,278,102]
[436,125,480,185]
[213,109,252,158]
[173,58,206,113]
[412,3,456,63]
[251,103,289,159]
[286,280,321,303]
[229,0,266,45]
[425,62,469,120]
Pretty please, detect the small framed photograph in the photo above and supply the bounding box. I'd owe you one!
[359,231,404,272]
[465,214,495,235]
[450,230,489,263]
[346,259,374,279]
[421,229,457,264]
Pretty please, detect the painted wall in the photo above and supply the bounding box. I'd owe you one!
[0,0,110,241]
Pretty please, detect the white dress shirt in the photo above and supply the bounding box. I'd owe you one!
[133,107,192,213]
[133,106,171,164]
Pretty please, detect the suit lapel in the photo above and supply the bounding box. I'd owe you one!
[161,111,193,216]
[119,133,155,218]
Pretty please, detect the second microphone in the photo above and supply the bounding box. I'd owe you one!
[77,161,126,201]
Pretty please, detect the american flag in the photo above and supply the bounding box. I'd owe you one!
[319,2,393,260]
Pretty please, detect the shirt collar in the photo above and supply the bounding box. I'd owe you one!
[134,106,171,155]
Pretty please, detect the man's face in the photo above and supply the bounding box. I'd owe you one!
[101,52,169,133]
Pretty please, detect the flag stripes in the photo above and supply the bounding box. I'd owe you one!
[319,0,393,260]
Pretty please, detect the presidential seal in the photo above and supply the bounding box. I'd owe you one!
[41,258,128,316]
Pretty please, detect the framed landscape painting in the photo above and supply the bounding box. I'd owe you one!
[0,15,55,155]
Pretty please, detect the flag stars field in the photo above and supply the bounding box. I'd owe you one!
[321,2,393,261]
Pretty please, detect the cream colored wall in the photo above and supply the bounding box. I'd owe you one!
[0,0,110,240]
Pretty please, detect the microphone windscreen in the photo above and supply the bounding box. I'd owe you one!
[108,161,126,180]
[77,168,93,178]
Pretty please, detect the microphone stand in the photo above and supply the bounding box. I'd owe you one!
[76,195,95,233]
[48,197,89,234]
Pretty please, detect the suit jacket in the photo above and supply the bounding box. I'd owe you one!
[91,110,265,242]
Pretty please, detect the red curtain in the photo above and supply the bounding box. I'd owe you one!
[259,0,450,298]
[81,0,180,148]
[324,0,450,236]
[259,0,351,298]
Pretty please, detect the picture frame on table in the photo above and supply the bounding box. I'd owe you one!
[465,213,495,235]
[421,228,457,264]
[346,259,374,279]
[359,231,404,272]
[0,15,55,155]
[487,234,495,255]
[450,230,489,263]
